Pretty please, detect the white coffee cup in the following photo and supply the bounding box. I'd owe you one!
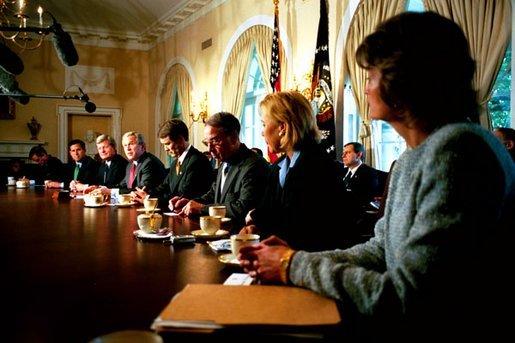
[137,213,163,233]
[144,197,158,211]
[16,179,29,188]
[230,234,260,257]
[209,205,227,217]
[84,194,105,206]
[7,176,15,185]
[118,194,132,205]
[199,216,222,235]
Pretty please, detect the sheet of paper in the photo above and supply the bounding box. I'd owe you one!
[223,273,253,286]
[163,212,180,217]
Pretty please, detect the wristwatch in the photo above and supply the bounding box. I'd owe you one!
[279,248,296,284]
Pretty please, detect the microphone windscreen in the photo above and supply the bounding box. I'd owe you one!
[0,42,24,75]
[85,101,96,113]
[0,67,18,93]
[0,68,30,104]
[51,23,79,67]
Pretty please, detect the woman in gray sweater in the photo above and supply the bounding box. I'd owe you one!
[239,12,515,342]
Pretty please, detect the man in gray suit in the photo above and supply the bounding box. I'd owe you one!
[171,112,269,228]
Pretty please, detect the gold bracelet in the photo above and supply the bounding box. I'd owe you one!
[279,248,296,284]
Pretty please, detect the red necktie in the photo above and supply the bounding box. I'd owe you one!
[128,163,137,188]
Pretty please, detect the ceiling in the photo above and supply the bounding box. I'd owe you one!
[23,0,218,49]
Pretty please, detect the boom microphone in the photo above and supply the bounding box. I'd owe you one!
[0,42,24,75]
[0,68,30,105]
[50,19,79,67]
[78,87,96,113]
[84,101,96,113]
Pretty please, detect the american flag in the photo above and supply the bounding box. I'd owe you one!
[311,0,335,159]
[269,1,281,92]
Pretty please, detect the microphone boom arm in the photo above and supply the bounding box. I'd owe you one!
[0,92,84,101]
[0,92,96,113]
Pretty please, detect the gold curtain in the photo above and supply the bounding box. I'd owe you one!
[222,28,256,118]
[253,25,274,94]
[158,63,191,160]
[343,0,405,166]
[424,0,511,129]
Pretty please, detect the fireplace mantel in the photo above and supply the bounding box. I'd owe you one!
[0,140,47,160]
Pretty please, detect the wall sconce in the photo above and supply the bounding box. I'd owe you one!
[190,91,208,123]
[292,68,314,100]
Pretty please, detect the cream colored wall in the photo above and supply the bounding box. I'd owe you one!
[149,0,348,151]
[0,41,151,157]
[0,0,348,160]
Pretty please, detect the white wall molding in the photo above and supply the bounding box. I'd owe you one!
[57,106,121,161]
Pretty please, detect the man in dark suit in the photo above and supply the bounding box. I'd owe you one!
[95,134,128,187]
[74,134,128,193]
[66,139,99,189]
[172,112,269,228]
[28,145,65,187]
[341,142,382,207]
[112,131,167,195]
[133,119,213,207]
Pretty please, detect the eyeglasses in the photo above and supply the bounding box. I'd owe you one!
[202,136,224,147]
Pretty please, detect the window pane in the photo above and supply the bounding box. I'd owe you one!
[489,45,511,128]
[240,47,267,154]
[373,121,406,171]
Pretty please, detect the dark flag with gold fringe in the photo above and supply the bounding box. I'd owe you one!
[311,0,335,159]
[268,0,281,163]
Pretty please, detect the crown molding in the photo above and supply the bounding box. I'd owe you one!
[66,0,228,51]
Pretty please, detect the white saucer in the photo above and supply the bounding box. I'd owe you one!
[16,185,29,189]
[112,202,136,207]
[84,203,107,208]
[218,253,240,265]
[136,208,161,212]
[133,229,173,240]
[221,217,231,223]
[191,229,229,239]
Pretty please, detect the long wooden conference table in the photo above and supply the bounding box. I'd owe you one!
[0,186,234,342]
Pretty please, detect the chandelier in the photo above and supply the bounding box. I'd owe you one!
[0,0,52,50]
[0,0,79,106]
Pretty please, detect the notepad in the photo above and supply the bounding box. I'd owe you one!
[151,284,341,333]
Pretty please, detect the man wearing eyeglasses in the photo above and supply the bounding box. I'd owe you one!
[171,112,269,228]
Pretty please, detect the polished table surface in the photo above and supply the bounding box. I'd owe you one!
[0,186,235,342]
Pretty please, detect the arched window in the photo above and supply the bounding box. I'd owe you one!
[240,47,267,154]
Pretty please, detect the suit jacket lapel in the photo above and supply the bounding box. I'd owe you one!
[170,148,193,193]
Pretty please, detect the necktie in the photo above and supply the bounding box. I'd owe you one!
[343,170,352,189]
[128,163,137,188]
[103,165,109,184]
[175,160,181,175]
[220,163,230,193]
[223,164,230,176]
[73,163,80,180]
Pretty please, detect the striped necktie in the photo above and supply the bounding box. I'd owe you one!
[128,163,137,188]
